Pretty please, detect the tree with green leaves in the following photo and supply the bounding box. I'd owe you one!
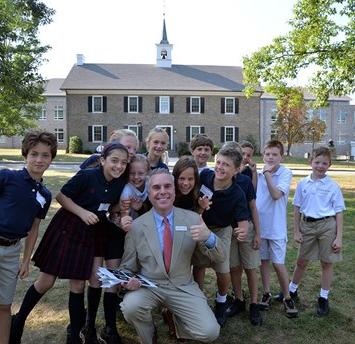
[243,0,355,107]
[271,87,326,155]
[0,0,54,136]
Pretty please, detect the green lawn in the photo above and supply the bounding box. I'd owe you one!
[12,171,355,344]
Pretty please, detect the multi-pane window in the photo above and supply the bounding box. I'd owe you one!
[225,97,235,114]
[54,128,64,143]
[38,107,46,120]
[190,126,201,140]
[271,129,278,139]
[337,111,347,123]
[0,136,6,144]
[159,96,170,114]
[128,125,139,136]
[337,133,346,144]
[270,108,277,123]
[128,96,138,113]
[54,105,64,120]
[190,97,201,114]
[225,126,235,142]
[93,125,103,142]
[319,109,327,122]
[92,96,103,113]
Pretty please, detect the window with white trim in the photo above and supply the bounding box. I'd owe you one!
[337,111,347,123]
[270,108,277,123]
[128,125,139,136]
[38,106,46,120]
[271,129,278,140]
[54,105,64,120]
[190,97,201,114]
[0,136,6,144]
[319,109,327,122]
[159,96,170,114]
[337,133,346,144]
[54,128,64,143]
[225,97,235,114]
[225,126,235,142]
[128,96,138,113]
[92,96,103,113]
[92,125,103,143]
[190,126,202,140]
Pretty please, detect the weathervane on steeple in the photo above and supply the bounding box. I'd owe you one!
[156,0,173,68]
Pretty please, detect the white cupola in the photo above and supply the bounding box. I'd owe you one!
[156,18,173,68]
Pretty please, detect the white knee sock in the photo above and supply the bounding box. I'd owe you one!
[320,288,329,299]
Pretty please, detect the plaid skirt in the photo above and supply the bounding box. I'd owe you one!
[32,208,105,280]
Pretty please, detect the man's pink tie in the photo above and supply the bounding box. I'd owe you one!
[163,217,173,273]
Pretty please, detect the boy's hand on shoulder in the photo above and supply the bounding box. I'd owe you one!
[332,238,342,253]
[294,231,303,244]
[18,262,30,279]
[80,209,99,225]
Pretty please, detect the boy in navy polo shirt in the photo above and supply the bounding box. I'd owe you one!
[0,131,57,343]
[193,146,249,327]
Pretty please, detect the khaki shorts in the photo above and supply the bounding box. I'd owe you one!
[0,242,21,305]
[192,225,232,273]
[230,222,261,269]
[298,217,341,263]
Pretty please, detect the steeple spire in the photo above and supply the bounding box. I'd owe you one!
[160,18,169,44]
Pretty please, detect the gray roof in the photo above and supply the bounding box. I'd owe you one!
[61,64,250,92]
[44,78,66,96]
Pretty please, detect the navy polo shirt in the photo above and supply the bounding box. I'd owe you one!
[0,168,51,239]
[150,161,168,170]
[61,167,126,215]
[200,169,249,228]
[235,173,256,221]
[241,166,253,180]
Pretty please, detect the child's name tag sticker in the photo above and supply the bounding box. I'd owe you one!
[36,191,46,208]
[175,226,187,232]
[200,185,213,199]
[98,203,110,211]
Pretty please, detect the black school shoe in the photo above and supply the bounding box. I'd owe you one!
[214,300,229,327]
[9,314,24,344]
[274,290,298,303]
[80,326,100,344]
[249,303,263,326]
[98,327,123,344]
[258,292,272,311]
[317,297,329,317]
[226,298,246,317]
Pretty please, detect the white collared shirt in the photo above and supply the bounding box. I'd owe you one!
[256,165,292,240]
[293,175,345,218]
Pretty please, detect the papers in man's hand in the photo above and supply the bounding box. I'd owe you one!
[97,267,157,288]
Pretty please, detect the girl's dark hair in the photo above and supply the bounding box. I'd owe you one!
[22,131,58,159]
[101,142,128,159]
[172,156,200,211]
